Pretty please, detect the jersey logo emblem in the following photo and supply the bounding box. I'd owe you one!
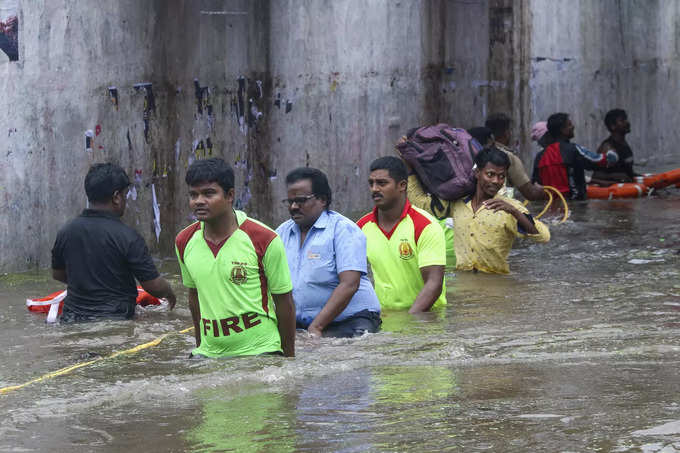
[230,264,248,285]
[398,240,414,260]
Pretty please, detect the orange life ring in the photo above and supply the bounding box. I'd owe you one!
[586,183,648,199]
[587,167,680,199]
[642,168,680,189]
[27,286,161,315]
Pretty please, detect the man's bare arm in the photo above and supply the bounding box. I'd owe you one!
[272,291,296,357]
[410,265,445,314]
[140,276,177,309]
[187,288,201,346]
[307,270,361,337]
[517,182,547,201]
[52,268,67,284]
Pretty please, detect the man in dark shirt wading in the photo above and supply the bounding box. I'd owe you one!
[51,163,176,322]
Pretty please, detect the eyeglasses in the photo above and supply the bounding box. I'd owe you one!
[281,194,316,206]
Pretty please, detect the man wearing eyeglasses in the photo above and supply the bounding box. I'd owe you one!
[276,168,381,337]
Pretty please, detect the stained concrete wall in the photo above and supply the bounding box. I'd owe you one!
[527,0,680,168]
[267,0,448,221]
[0,0,170,271]
[2,0,680,273]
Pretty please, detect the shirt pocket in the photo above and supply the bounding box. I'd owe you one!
[304,242,336,284]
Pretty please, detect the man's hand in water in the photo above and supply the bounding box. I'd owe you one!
[140,277,177,310]
[308,325,323,338]
[165,292,177,310]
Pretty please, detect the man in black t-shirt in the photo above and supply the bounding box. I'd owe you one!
[51,163,176,322]
[592,109,639,185]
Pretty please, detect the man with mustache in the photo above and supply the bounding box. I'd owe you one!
[453,147,550,274]
[358,156,446,313]
[175,158,295,357]
[276,167,381,337]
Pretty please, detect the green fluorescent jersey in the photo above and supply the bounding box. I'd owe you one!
[357,200,446,310]
[175,210,293,357]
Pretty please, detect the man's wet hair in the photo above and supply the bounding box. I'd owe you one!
[285,167,332,209]
[84,163,130,203]
[547,112,570,138]
[370,156,408,183]
[474,146,511,170]
[468,126,494,146]
[604,108,627,131]
[185,158,235,194]
[484,113,511,138]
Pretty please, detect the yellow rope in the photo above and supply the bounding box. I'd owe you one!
[542,185,570,223]
[0,326,195,396]
[522,186,568,223]
[534,188,554,219]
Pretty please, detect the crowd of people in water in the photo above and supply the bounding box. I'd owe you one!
[48,108,639,358]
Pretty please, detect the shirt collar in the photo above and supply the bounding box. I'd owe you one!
[234,209,247,226]
[81,209,120,219]
[312,210,330,229]
[464,191,503,205]
[371,199,411,224]
[288,210,330,237]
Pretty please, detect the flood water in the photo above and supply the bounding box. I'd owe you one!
[2,194,680,452]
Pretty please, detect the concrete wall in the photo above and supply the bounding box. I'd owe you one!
[527,0,680,168]
[0,0,169,271]
[1,0,679,272]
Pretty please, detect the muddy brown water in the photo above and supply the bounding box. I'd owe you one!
[1,194,680,452]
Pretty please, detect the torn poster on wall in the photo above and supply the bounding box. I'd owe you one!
[193,78,214,130]
[151,183,161,242]
[133,82,155,143]
[85,130,94,153]
[108,87,119,109]
[0,0,18,62]
[237,76,246,134]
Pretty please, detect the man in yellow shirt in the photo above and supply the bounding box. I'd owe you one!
[453,147,550,274]
[358,156,446,313]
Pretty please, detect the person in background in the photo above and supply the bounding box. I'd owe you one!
[358,156,446,314]
[532,113,618,200]
[468,126,495,147]
[530,121,551,181]
[485,113,547,200]
[276,167,381,338]
[175,158,295,357]
[530,121,551,151]
[453,147,550,274]
[591,108,639,185]
[51,163,176,322]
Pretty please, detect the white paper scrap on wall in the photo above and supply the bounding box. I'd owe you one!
[151,183,161,242]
